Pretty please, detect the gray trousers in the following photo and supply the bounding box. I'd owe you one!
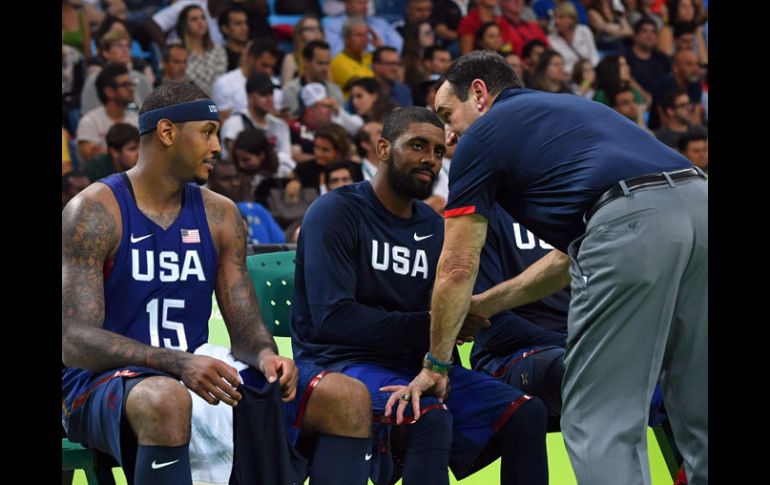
[561,177,708,485]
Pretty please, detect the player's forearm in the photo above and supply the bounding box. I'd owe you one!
[62,325,191,376]
[217,270,279,369]
[212,195,281,367]
[474,249,570,318]
[229,318,279,370]
[313,301,430,350]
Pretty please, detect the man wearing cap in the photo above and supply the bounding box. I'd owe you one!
[62,81,373,485]
[282,40,346,119]
[291,82,363,161]
[219,72,294,175]
[212,38,282,120]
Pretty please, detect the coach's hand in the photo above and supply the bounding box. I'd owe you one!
[181,354,243,406]
[381,368,449,424]
[259,352,299,402]
[456,313,490,345]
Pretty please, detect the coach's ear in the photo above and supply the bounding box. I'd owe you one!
[376,137,391,163]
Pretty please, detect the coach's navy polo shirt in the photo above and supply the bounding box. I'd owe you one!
[445,88,692,252]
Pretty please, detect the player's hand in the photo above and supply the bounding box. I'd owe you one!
[259,352,298,402]
[469,293,492,320]
[380,368,449,424]
[456,312,490,345]
[181,354,243,406]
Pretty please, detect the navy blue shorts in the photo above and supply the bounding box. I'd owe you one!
[62,366,169,468]
[289,360,532,480]
[482,345,565,418]
[63,364,287,467]
[281,360,337,444]
[478,346,667,427]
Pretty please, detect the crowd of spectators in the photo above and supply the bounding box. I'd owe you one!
[63,0,708,244]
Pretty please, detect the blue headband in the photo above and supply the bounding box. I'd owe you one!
[138,99,220,135]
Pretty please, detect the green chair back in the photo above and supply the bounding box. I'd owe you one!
[246,251,296,338]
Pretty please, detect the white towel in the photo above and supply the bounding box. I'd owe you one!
[188,343,248,485]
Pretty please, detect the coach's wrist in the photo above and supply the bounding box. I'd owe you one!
[422,352,453,374]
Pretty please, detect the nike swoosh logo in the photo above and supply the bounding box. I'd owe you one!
[413,232,433,242]
[130,233,153,243]
[365,453,372,461]
[151,459,179,470]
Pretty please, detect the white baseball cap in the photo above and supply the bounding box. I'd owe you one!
[300,82,328,107]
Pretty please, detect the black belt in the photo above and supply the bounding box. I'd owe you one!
[584,167,706,223]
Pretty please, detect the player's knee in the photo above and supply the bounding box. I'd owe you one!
[306,373,371,438]
[502,397,547,441]
[323,373,371,433]
[411,407,453,447]
[126,376,192,444]
[345,378,373,434]
[544,355,565,411]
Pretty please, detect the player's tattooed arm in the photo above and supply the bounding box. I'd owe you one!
[61,195,192,377]
[202,190,297,401]
[211,193,279,363]
[203,191,227,226]
[207,190,296,401]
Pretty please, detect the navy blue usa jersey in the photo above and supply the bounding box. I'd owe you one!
[445,88,693,252]
[471,205,568,369]
[63,174,218,410]
[291,181,444,369]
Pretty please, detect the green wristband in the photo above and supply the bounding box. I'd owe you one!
[423,352,453,374]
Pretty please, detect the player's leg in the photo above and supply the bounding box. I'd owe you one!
[62,368,185,485]
[498,397,548,485]
[289,364,373,485]
[496,346,565,430]
[125,375,193,485]
[561,188,692,485]
[442,366,548,485]
[344,363,454,485]
[659,179,708,485]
